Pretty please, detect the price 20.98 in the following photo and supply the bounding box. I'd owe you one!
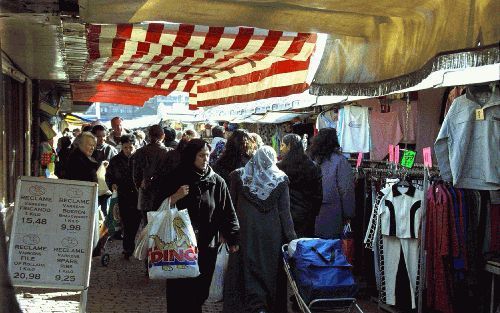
[13,272,41,280]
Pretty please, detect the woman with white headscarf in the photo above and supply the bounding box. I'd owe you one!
[223,146,296,313]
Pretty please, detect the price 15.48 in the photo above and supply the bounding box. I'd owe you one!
[22,217,47,225]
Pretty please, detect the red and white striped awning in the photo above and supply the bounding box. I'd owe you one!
[78,23,316,109]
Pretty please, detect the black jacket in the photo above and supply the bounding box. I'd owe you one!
[133,142,172,211]
[161,166,240,248]
[106,152,137,202]
[65,148,99,183]
[213,155,251,187]
[55,147,71,179]
[277,157,322,237]
[132,142,172,188]
[164,140,178,149]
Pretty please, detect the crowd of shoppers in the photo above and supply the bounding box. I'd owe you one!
[51,117,354,313]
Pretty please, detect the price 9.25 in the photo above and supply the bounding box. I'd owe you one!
[61,224,80,231]
[55,275,76,282]
[13,272,41,280]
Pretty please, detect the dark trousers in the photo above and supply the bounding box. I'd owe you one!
[165,246,217,313]
[98,194,111,216]
[119,204,141,255]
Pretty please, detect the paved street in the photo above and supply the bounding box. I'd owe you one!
[15,239,379,313]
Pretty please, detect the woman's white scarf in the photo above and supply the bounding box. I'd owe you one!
[240,146,287,200]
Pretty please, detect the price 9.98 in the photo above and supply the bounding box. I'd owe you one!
[61,224,80,231]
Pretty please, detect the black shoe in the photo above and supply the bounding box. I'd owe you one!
[92,237,106,257]
[112,233,123,240]
[122,251,132,260]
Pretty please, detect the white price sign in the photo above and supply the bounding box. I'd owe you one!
[8,177,98,290]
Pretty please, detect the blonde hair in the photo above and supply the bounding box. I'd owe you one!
[74,131,96,148]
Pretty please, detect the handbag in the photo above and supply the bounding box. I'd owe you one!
[341,223,355,265]
[104,191,120,234]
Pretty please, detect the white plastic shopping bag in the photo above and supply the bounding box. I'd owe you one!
[96,163,111,196]
[147,198,200,279]
[133,223,151,260]
[207,243,229,302]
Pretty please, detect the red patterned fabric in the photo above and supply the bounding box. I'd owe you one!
[425,185,459,313]
[78,23,316,108]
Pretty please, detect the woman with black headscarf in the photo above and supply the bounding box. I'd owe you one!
[161,139,240,313]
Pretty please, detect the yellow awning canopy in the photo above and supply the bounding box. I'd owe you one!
[79,0,499,95]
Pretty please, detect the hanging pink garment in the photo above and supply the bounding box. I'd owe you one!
[369,111,403,160]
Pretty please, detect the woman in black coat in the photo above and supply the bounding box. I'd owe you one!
[162,139,240,313]
[277,134,323,238]
[65,132,99,182]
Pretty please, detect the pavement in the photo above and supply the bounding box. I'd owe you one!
[15,238,380,313]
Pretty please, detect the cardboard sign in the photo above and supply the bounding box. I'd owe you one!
[423,147,432,168]
[8,177,98,290]
[356,152,363,168]
[400,150,417,168]
[388,144,394,163]
[394,145,400,164]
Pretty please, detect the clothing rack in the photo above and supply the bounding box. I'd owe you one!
[355,161,433,313]
[353,166,438,178]
[316,102,373,115]
[348,158,439,170]
[349,159,440,179]
[418,167,430,313]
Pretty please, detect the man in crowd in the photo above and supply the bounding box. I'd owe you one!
[209,125,226,166]
[72,128,81,137]
[106,134,141,260]
[133,125,172,223]
[107,117,130,152]
[163,127,178,149]
[91,125,118,164]
[91,125,118,219]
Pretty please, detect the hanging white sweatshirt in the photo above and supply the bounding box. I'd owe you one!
[339,105,370,153]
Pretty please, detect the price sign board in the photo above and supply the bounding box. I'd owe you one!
[8,177,97,290]
[356,152,363,168]
[423,147,432,168]
[400,150,417,169]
